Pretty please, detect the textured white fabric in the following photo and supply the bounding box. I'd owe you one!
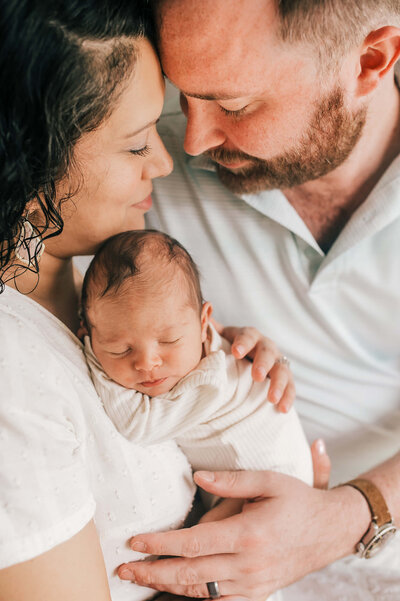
[146,111,400,599]
[85,324,313,483]
[0,286,195,601]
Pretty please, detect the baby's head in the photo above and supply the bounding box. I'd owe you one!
[81,230,212,396]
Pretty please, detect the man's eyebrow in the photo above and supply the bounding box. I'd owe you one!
[163,74,245,101]
[181,91,240,101]
[123,118,160,139]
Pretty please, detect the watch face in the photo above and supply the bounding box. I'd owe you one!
[364,525,397,559]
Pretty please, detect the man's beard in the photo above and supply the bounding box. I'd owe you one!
[205,88,367,194]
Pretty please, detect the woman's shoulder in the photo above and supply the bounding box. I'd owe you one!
[0,288,98,568]
[0,286,95,416]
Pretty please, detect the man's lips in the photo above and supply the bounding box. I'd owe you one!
[132,194,152,210]
[139,377,168,388]
[215,159,250,170]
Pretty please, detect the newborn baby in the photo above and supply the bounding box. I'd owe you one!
[81,229,313,482]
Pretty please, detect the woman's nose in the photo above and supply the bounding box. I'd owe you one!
[143,132,173,180]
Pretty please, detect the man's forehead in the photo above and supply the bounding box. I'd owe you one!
[157,0,283,91]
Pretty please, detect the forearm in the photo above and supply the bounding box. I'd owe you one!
[361,450,400,522]
[331,450,400,560]
[0,521,111,601]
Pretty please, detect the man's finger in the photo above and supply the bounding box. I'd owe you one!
[193,469,289,499]
[266,363,290,404]
[118,554,237,586]
[274,381,296,413]
[129,516,241,556]
[223,326,260,359]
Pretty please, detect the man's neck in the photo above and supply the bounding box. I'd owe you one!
[7,253,81,333]
[284,75,400,253]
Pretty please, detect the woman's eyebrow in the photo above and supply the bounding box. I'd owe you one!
[123,118,160,139]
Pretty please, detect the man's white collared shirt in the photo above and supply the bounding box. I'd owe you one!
[148,111,400,485]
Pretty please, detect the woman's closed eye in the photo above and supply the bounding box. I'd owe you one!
[129,145,151,157]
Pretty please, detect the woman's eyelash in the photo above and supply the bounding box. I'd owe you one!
[219,106,248,117]
[129,145,151,157]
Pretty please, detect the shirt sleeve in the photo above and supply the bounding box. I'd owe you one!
[0,312,95,569]
[85,336,230,444]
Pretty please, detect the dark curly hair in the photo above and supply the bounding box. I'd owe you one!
[0,0,154,290]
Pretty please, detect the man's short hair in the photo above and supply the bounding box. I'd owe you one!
[153,0,400,65]
[81,230,203,330]
[277,0,400,61]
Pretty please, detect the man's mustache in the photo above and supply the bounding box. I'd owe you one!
[205,147,257,164]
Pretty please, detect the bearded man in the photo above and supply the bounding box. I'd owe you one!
[119,1,400,599]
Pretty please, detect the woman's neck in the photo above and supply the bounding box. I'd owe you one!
[6,251,82,334]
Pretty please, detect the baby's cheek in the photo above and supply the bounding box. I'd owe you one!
[106,360,133,388]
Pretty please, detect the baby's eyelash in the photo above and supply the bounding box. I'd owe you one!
[110,348,131,357]
[219,106,248,117]
[160,338,181,345]
[130,145,151,157]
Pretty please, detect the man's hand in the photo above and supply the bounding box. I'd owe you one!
[118,469,370,599]
[214,321,295,413]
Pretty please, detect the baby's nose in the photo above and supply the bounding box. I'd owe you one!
[134,351,162,372]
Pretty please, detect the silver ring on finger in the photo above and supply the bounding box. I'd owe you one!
[275,355,290,367]
[206,581,221,599]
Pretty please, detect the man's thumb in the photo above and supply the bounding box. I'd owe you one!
[194,469,289,498]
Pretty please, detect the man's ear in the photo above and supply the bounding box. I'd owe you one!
[356,26,400,96]
[200,301,213,342]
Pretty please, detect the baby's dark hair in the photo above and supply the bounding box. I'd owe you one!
[81,229,203,330]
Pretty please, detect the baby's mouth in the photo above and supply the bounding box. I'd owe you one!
[139,377,168,388]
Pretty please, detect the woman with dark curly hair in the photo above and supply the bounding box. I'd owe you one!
[0,1,297,599]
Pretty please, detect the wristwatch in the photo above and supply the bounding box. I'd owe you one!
[344,478,397,558]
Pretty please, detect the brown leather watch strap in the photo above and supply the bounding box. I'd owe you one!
[345,478,392,526]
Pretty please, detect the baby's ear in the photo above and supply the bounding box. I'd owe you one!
[201,301,213,342]
[77,319,89,342]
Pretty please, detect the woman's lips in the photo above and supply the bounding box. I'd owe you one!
[132,194,152,211]
[139,377,167,388]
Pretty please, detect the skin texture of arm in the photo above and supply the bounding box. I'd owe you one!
[0,521,111,601]
[117,452,400,599]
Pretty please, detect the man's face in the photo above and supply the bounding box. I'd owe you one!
[157,0,366,193]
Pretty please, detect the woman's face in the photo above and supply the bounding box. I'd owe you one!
[46,38,172,258]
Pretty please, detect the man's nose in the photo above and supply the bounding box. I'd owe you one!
[181,94,226,156]
[133,349,162,372]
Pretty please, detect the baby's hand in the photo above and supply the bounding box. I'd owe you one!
[213,319,295,413]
